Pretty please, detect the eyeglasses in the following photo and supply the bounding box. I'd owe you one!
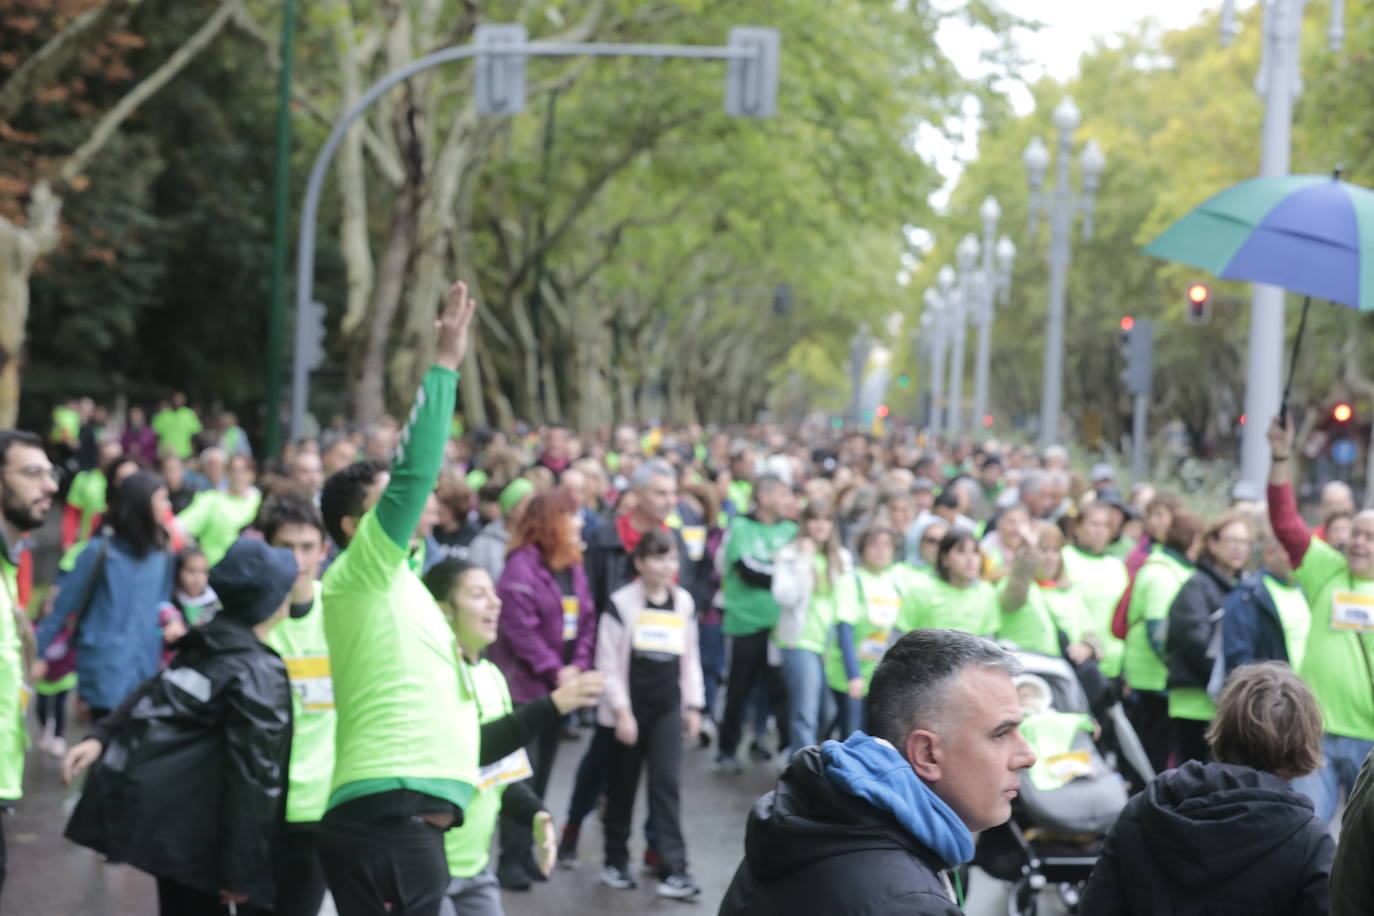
[922,536,943,545]
[4,465,59,485]
[1217,536,1252,548]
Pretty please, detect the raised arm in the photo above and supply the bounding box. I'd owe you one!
[1265,416,1312,568]
[374,282,476,548]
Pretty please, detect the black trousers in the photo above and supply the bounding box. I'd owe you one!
[274,823,329,916]
[497,716,563,877]
[318,812,450,916]
[1170,717,1213,767]
[1126,689,1171,776]
[717,629,789,758]
[603,711,686,875]
[156,876,271,915]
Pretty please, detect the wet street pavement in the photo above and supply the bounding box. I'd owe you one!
[8,723,1061,914]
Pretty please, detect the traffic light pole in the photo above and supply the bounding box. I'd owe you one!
[1132,392,1149,484]
[287,30,779,440]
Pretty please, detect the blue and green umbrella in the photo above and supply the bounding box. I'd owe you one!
[1143,171,1374,411]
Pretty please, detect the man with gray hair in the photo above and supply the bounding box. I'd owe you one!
[719,630,1035,915]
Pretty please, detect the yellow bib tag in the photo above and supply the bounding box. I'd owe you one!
[633,610,686,655]
[477,748,533,792]
[284,655,335,712]
[18,684,31,715]
[681,526,707,562]
[867,594,900,629]
[1045,750,1093,784]
[859,632,891,664]
[1331,590,1374,633]
[561,596,580,642]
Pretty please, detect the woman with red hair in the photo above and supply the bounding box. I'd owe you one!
[488,486,597,890]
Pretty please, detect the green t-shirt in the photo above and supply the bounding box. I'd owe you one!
[177,489,262,567]
[774,554,842,656]
[722,515,798,636]
[825,567,904,692]
[1264,574,1311,671]
[1295,538,1374,741]
[153,406,202,459]
[997,582,1089,658]
[1021,712,1096,792]
[1123,548,1192,692]
[263,584,336,824]
[1061,546,1129,678]
[901,575,997,637]
[0,556,23,801]
[445,657,516,878]
[727,479,754,515]
[322,365,478,812]
[51,406,80,445]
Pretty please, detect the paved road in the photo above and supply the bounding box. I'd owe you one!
[8,723,1064,914]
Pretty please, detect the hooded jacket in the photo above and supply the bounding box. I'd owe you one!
[1164,558,1237,690]
[1079,761,1333,916]
[64,616,293,907]
[719,732,968,916]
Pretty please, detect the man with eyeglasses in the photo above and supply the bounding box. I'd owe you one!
[0,429,59,900]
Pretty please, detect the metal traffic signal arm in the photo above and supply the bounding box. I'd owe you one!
[289,25,781,438]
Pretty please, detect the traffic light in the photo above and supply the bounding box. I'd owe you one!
[876,405,890,419]
[1120,319,1154,396]
[897,374,911,389]
[1186,282,1211,324]
[1333,402,1354,424]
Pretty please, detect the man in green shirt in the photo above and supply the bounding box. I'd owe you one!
[1268,416,1374,823]
[714,475,798,772]
[152,392,202,460]
[259,495,334,916]
[315,281,480,916]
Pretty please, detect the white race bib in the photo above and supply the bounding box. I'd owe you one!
[633,610,686,656]
[284,655,335,712]
[867,595,900,629]
[477,748,533,792]
[561,596,580,642]
[1331,590,1374,633]
[681,526,707,562]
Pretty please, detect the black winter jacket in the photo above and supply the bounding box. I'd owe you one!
[1079,761,1333,916]
[718,747,961,916]
[584,518,696,616]
[1165,558,1238,690]
[65,616,293,907]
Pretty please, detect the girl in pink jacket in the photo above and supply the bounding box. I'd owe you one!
[595,527,705,900]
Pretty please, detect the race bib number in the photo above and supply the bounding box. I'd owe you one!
[561,596,580,642]
[681,526,707,562]
[1331,591,1374,633]
[633,611,686,656]
[18,685,31,714]
[859,631,891,664]
[477,748,533,792]
[284,655,335,712]
[867,595,900,630]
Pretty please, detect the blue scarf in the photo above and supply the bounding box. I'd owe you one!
[821,730,975,866]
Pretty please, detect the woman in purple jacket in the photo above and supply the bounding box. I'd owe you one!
[489,486,597,890]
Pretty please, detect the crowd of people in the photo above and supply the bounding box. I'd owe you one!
[0,281,1372,913]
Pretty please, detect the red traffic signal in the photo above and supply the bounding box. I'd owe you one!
[1120,316,1135,331]
[875,405,890,419]
[1186,283,1211,324]
[1334,403,1354,423]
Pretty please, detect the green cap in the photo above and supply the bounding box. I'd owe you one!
[499,477,536,515]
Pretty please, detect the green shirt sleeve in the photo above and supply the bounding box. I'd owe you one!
[374,365,458,549]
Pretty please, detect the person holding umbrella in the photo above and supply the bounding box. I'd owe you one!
[1266,415,1374,821]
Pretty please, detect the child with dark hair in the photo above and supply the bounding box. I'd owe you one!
[595,527,705,899]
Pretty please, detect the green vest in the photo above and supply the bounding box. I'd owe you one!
[1061,546,1129,678]
[1295,539,1374,740]
[445,658,519,878]
[0,554,24,800]
[1264,574,1311,670]
[825,567,902,692]
[263,583,336,823]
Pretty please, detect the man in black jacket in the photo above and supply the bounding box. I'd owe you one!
[62,538,297,915]
[719,630,1035,916]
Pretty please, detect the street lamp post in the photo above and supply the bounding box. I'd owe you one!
[1025,96,1105,448]
[941,263,967,436]
[1225,0,1345,492]
[849,323,873,429]
[971,196,1016,434]
[923,288,948,435]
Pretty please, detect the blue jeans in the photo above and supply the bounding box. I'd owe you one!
[780,648,833,758]
[1291,732,1374,822]
[698,621,725,719]
[832,689,866,739]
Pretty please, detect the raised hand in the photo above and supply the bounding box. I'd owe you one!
[435,281,478,371]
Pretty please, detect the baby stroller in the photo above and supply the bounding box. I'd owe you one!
[974,649,1154,916]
